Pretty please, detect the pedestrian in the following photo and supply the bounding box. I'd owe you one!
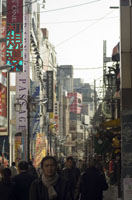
[28,160,38,179]
[61,156,80,197]
[12,160,37,200]
[10,161,18,177]
[0,167,16,200]
[75,159,108,200]
[29,155,73,200]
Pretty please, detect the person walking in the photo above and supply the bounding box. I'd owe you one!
[12,160,37,200]
[61,156,80,197]
[29,156,73,200]
[10,162,18,177]
[75,159,108,200]
[0,167,16,200]
[28,160,38,178]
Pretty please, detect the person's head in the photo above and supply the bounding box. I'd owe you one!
[88,158,96,168]
[12,162,16,167]
[41,156,57,177]
[28,161,33,166]
[66,156,74,168]
[2,168,11,179]
[18,161,28,173]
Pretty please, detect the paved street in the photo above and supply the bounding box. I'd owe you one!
[103,185,120,200]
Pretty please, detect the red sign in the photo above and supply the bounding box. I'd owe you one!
[1,18,6,65]
[0,18,7,119]
[0,84,7,117]
[6,23,23,72]
[7,0,23,24]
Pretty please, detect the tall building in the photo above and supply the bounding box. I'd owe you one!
[57,65,73,92]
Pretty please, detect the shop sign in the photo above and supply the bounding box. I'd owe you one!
[46,71,53,112]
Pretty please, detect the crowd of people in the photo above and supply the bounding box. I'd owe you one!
[0,156,108,200]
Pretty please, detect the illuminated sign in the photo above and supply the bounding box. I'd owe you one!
[6,0,23,72]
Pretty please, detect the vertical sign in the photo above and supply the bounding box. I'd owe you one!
[0,18,7,126]
[47,71,54,112]
[6,0,23,72]
[16,0,30,160]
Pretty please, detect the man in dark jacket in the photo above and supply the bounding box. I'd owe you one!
[12,161,37,200]
[78,159,108,200]
[61,156,80,197]
[29,156,73,200]
[0,168,16,200]
[28,160,38,178]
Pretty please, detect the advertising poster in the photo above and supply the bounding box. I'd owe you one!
[33,133,47,168]
[0,136,9,166]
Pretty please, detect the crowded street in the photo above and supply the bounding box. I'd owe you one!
[0,0,132,199]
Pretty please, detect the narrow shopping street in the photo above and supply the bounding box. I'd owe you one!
[1,1,132,199]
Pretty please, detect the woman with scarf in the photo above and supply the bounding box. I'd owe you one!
[29,156,73,200]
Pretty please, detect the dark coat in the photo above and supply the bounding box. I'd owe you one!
[80,167,108,200]
[12,171,36,200]
[0,179,16,200]
[61,167,80,192]
[29,176,73,200]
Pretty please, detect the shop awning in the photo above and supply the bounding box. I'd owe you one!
[102,118,120,128]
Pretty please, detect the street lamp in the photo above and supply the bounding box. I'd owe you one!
[14,93,48,162]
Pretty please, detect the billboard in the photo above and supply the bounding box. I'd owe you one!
[46,71,54,112]
[6,0,23,72]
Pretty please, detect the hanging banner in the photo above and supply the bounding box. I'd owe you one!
[0,18,7,127]
[16,1,30,133]
[16,0,30,160]
[47,71,54,112]
[6,0,23,72]
[33,133,47,168]
[7,0,23,23]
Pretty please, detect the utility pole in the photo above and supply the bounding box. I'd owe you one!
[94,79,97,113]
[27,92,30,162]
[103,40,107,98]
[120,0,132,199]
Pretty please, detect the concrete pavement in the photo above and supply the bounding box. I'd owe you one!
[103,185,122,200]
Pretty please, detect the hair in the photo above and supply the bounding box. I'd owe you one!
[18,161,29,171]
[66,156,74,162]
[12,162,16,166]
[41,156,57,169]
[88,158,96,168]
[2,168,11,177]
[28,161,33,166]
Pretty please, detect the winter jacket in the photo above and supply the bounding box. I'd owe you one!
[79,167,108,200]
[0,179,16,200]
[12,171,37,200]
[29,176,73,200]
[61,167,80,193]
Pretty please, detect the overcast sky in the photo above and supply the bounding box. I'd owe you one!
[40,0,120,85]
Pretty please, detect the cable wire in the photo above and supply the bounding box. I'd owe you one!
[55,9,115,47]
[40,16,118,25]
[1,0,101,16]
[39,0,102,13]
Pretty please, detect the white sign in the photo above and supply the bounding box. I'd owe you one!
[16,0,30,133]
